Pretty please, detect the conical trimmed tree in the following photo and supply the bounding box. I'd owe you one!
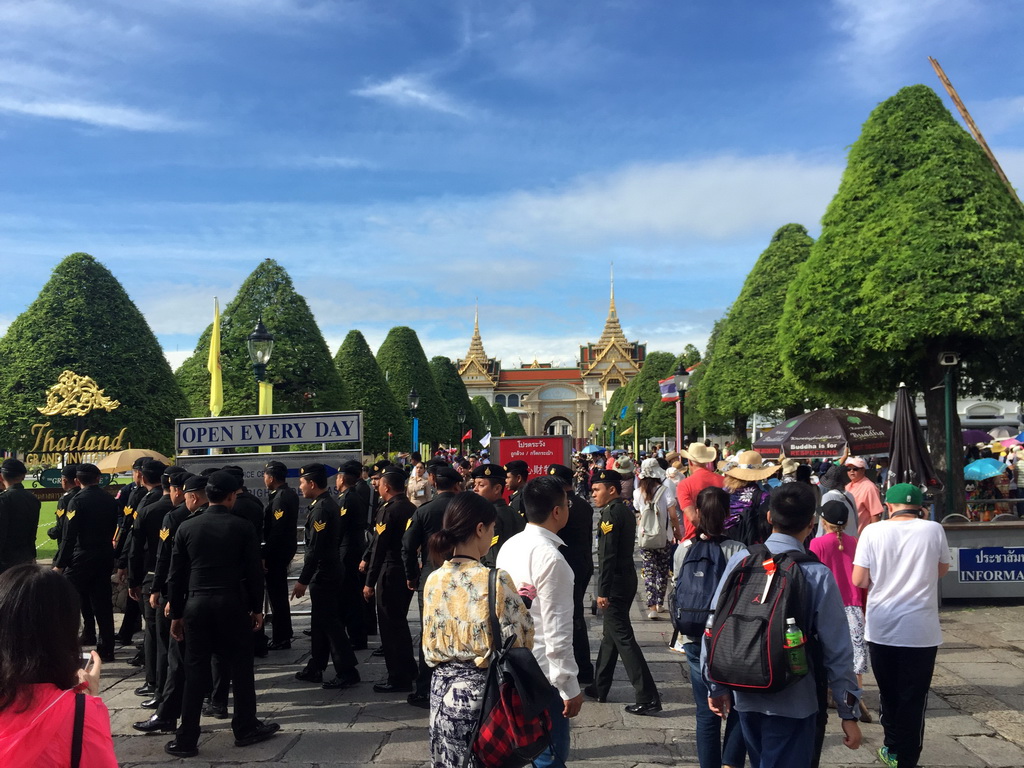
[472,396,498,444]
[0,252,187,454]
[375,327,450,447]
[336,330,408,454]
[429,356,483,447]
[506,412,527,437]
[176,259,345,420]
[491,403,511,437]
[779,84,1024,511]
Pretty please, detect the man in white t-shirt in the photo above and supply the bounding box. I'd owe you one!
[496,476,583,768]
[852,483,951,768]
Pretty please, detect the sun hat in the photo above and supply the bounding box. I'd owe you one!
[664,451,680,465]
[781,458,799,476]
[638,457,666,480]
[844,456,868,469]
[723,450,781,482]
[884,483,923,506]
[681,442,717,465]
[614,455,636,475]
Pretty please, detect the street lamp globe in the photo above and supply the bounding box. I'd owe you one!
[247,318,275,382]
[635,396,644,415]
[408,388,420,412]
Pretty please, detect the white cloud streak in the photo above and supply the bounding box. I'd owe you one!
[353,75,472,118]
[0,96,192,132]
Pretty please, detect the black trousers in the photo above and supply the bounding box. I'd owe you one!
[869,642,938,768]
[157,626,186,722]
[117,594,141,640]
[265,558,292,644]
[140,577,158,687]
[571,565,595,684]
[155,594,173,698]
[594,589,657,704]
[309,580,357,676]
[67,564,114,658]
[340,566,367,648]
[177,594,259,746]
[413,567,436,698]
[377,566,416,685]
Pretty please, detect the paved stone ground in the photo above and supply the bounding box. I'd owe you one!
[102,583,1024,768]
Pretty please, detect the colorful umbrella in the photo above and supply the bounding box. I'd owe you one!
[961,429,995,445]
[580,444,606,454]
[753,408,892,459]
[964,458,1008,482]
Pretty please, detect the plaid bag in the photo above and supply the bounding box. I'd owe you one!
[465,569,552,768]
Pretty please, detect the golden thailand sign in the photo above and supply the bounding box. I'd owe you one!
[27,370,127,465]
[37,370,121,417]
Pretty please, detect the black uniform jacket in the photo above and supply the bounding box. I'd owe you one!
[54,485,117,572]
[298,490,342,585]
[115,484,147,567]
[596,497,637,599]
[0,483,42,570]
[262,484,300,563]
[167,504,263,620]
[51,486,79,545]
[152,502,192,596]
[560,492,595,580]
[233,489,264,535]
[128,488,171,588]
[365,495,416,587]
[483,498,525,567]
[401,491,455,584]
[337,486,368,572]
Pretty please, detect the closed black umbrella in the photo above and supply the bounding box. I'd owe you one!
[887,384,943,491]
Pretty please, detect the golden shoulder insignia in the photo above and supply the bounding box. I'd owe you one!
[599,521,613,535]
[56,508,65,518]
[405,518,412,530]
[484,467,491,476]
[312,520,326,533]
[123,506,134,517]
[490,534,499,546]
[503,464,509,471]
[159,528,170,541]
[339,507,347,517]
[375,522,386,535]
[66,510,75,521]
[549,468,556,475]
[274,510,284,520]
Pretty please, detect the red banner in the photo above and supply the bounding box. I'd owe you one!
[491,436,572,478]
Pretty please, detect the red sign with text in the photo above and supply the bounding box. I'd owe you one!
[492,436,572,478]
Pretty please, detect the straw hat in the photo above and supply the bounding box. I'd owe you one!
[781,457,799,476]
[681,442,716,465]
[638,457,666,480]
[723,450,781,482]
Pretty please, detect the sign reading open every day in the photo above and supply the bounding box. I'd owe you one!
[175,411,363,452]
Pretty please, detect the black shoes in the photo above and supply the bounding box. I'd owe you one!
[202,701,228,719]
[370,647,385,657]
[134,684,156,697]
[234,721,280,747]
[164,739,199,758]
[625,699,662,716]
[267,639,292,651]
[115,635,136,647]
[141,697,160,709]
[294,667,322,684]
[322,670,360,689]
[128,651,144,667]
[302,629,312,636]
[372,680,413,694]
[132,715,176,733]
[583,684,606,703]
[407,693,430,709]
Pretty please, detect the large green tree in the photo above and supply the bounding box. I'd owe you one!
[177,259,345,420]
[779,84,1024,511]
[429,356,484,448]
[699,224,819,424]
[688,320,738,442]
[376,327,450,447]
[335,330,408,454]
[506,411,527,436]
[617,351,678,446]
[472,396,498,441]
[0,252,187,455]
[491,403,511,437]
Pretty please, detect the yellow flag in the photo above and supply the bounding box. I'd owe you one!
[207,298,223,417]
[619,425,634,436]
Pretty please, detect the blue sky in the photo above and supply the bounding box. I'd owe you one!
[1,0,1022,371]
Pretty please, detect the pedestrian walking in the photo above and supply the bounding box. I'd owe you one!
[0,459,42,575]
[634,457,678,619]
[261,461,299,651]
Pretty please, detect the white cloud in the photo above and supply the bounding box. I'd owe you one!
[0,96,192,132]
[353,75,472,118]
[163,348,193,372]
[269,154,375,170]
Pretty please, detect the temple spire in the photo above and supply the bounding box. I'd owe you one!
[597,263,626,347]
[609,263,617,319]
[464,300,488,362]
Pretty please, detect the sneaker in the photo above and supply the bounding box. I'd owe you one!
[877,746,898,768]
[647,609,659,620]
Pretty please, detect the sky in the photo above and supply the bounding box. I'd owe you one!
[1,0,1023,373]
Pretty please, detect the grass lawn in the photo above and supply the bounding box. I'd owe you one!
[36,500,58,561]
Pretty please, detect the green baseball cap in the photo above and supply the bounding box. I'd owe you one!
[884,483,923,506]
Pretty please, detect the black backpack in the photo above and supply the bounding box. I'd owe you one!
[706,543,818,694]
[670,539,728,636]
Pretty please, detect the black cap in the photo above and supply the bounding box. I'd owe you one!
[382,468,407,488]
[132,457,150,471]
[61,464,79,480]
[425,457,448,470]
[591,469,621,491]
[299,463,328,484]
[471,464,506,482]
[504,460,529,478]
[434,465,462,484]
[339,460,362,476]
[206,470,242,494]
[183,474,208,493]
[223,465,245,479]
[371,460,391,476]
[820,500,850,527]
[264,460,287,473]
[76,463,101,478]
[547,464,573,484]
[1,458,26,476]
[167,472,189,488]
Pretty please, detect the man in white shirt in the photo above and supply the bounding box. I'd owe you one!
[852,483,951,768]
[496,476,584,768]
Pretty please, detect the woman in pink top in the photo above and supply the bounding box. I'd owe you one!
[0,565,119,768]
[810,500,871,723]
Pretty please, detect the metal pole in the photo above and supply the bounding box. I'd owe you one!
[258,381,273,453]
[675,399,682,451]
[944,366,955,519]
[412,416,419,454]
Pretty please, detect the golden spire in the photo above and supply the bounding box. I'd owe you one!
[464,299,489,362]
[597,263,627,347]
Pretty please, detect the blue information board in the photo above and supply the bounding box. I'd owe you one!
[957,546,1024,583]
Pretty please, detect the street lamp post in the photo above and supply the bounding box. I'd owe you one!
[674,363,690,451]
[457,408,466,454]
[408,388,420,454]
[634,396,644,456]
[247,318,275,453]
[611,416,618,450]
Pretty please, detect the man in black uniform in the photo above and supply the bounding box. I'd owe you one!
[134,474,210,735]
[165,470,279,758]
[585,469,659,715]
[472,464,524,567]
[48,464,80,547]
[547,463,596,685]
[402,464,461,707]
[128,460,171,698]
[261,461,299,651]
[224,466,264,533]
[53,463,118,662]
[292,463,360,689]
[0,459,42,574]
[114,457,150,645]
[335,460,369,650]
[505,460,530,519]
[364,469,417,693]
[358,459,391,641]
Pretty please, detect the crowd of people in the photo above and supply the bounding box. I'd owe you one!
[0,439,953,768]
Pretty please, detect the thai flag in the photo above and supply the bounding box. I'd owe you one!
[659,377,678,402]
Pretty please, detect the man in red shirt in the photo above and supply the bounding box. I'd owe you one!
[675,443,724,541]
[844,457,883,534]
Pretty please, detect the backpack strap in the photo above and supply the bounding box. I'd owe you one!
[487,567,501,657]
[71,692,85,768]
